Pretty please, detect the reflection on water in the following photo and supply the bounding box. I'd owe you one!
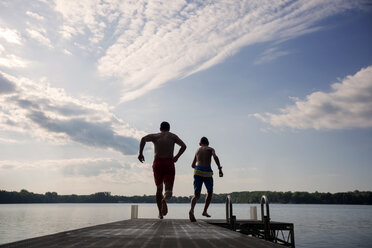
[1,203,372,248]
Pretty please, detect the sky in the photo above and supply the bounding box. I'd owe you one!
[0,0,371,196]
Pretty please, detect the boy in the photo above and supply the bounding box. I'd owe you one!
[189,137,223,222]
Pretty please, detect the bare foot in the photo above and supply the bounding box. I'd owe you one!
[161,199,168,216]
[189,211,196,222]
[202,212,211,218]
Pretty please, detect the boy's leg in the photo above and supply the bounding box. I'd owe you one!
[202,177,213,217]
[189,175,202,222]
[190,191,201,213]
[189,192,200,222]
[202,192,213,217]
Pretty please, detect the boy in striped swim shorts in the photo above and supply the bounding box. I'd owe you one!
[189,137,223,222]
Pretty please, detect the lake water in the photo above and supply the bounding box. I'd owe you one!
[1,203,372,247]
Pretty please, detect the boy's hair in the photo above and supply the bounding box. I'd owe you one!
[200,136,209,146]
[160,121,170,131]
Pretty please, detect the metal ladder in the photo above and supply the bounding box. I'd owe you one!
[225,194,295,247]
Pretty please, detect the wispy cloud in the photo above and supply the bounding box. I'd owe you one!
[253,66,372,130]
[0,158,152,183]
[0,29,28,68]
[0,1,362,102]
[0,54,30,68]
[63,49,72,56]
[255,47,292,65]
[26,27,53,48]
[0,27,22,45]
[26,11,45,21]
[59,24,81,40]
[0,137,21,144]
[0,72,144,155]
[48,0,359,102]
[53,0,110,43]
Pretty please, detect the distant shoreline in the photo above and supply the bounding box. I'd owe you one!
[1,189,371,205]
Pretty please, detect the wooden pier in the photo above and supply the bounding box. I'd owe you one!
[0,219,284,248]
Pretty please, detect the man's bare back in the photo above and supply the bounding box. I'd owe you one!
[139,131,185,161]
[152,132,182,159]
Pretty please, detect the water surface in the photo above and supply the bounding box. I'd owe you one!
[1,203,371,247]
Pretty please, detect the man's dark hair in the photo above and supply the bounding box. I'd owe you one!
[160,121,170,131]
[200,137,209,146]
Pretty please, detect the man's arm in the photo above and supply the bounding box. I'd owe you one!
[173,135,187,163]
[212,148,223,177]
[138,134,154,163]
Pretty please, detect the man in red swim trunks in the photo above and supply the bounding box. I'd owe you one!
[138,121,187,219]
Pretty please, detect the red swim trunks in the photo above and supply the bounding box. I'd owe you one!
[152,158,175,186]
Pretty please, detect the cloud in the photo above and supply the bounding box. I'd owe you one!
[53,0,111,42]
[0,39,29,69]
[26,27,53,48]
[60,158,124,177]
[0,158,152,183]
[48,0,360,101]
[2,0,350,102]
[0,27,22,45]
[0,54,30,68]
[253,66,372,130]
[59,24,81,40]
[0,72,144,155]
[26,11,45,21]
[0,72,16,93]
[60,159,151,181]
[63,49,72,55]
[0,137,20,143]
[255,47,292,65]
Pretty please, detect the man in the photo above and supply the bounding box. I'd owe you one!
[189,136,223,222]
[138,121,186,219]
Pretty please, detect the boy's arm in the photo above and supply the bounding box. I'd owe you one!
[212,148,223,177]
[173,135,187,162]
[138,134,154,163]
[191,155,197,168]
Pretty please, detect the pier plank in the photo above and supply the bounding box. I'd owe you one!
[1,219,282,248]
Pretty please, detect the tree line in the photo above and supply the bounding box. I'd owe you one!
[0,189,371,204]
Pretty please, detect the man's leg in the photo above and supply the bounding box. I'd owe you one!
[156,184,164,219]
[164,182,173,200]
[161,160,175,217]
[153,159,164,219]
[161,182,172,216]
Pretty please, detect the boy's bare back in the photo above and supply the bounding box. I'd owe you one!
[192,138,222,177]
[195,146,215,167]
